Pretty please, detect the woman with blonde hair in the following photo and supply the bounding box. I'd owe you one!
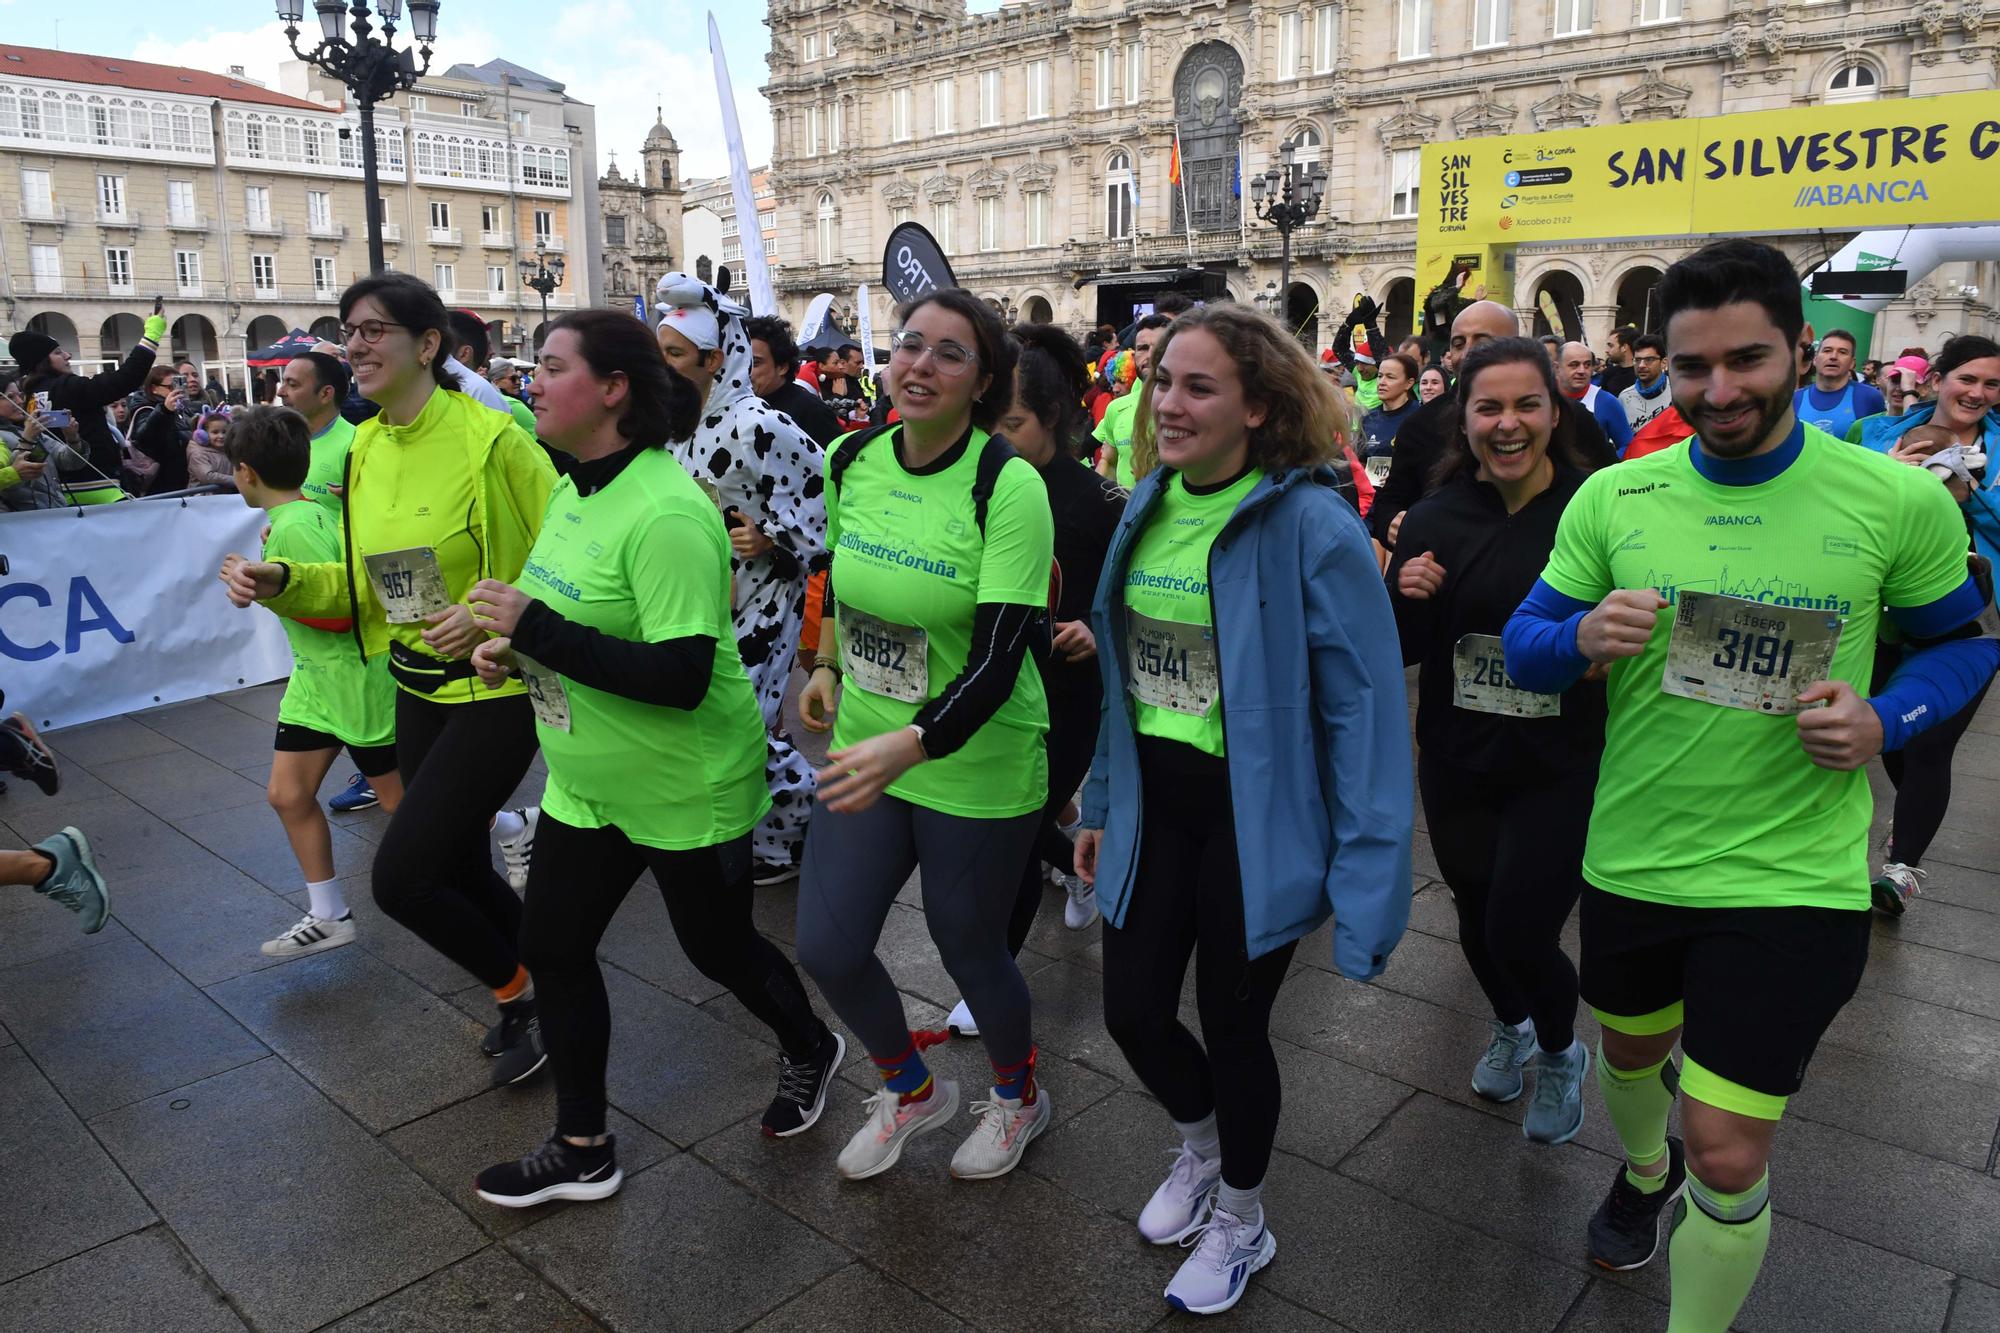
[1074,303,1413,1315]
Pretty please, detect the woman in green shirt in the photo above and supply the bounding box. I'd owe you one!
[794,289,1057,1184]
[459,310,842,1207]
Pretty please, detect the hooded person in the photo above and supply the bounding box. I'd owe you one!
[653,272,828,881]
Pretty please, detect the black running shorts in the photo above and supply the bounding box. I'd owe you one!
[273,723,398,778]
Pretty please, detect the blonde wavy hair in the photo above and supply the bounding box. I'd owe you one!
[1129,303,1351,481]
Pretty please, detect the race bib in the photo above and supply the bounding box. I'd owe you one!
[1661,591,1844,715]
[840,607,929,702]
[1451,633,1559,718]
[1364,456,1394,486]
[362,547,451,624]
[517,654,571,732]
[1125,609,1220,716]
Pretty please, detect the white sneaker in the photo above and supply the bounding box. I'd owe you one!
[261,913,356,958]
[945,999,978,1038]
[1164,1208,1277,1315]
[835,1079,960,1181]
[1138,1144,1222,1244]
[1057,870,1100,930]
[498,806,538,891]
[950,1087,1053,1180]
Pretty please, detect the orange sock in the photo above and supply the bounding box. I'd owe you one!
[493,965,530,1004]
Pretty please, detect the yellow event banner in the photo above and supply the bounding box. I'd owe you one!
[1417,90,2000,293]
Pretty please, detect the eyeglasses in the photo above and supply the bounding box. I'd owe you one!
[1633,355,1663,366]
[339,319,409,345]
[889,330,977,375]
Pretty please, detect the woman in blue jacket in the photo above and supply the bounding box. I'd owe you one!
[1073,304,1413,1317]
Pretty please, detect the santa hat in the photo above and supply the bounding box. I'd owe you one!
[1351,332,1377,367]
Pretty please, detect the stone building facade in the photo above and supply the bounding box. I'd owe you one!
[757,0,1997,357]
[597,112,686,312]
[0,44,597,380]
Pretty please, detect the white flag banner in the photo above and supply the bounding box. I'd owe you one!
[0,496,292,732]
[856,282,875,367]
[710,13,776,317]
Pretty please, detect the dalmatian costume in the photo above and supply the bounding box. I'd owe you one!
[655,273,826,871]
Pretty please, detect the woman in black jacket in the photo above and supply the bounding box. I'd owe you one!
[1384,336,1608,1148]
[126,366,191,494]
[11,320,162,503]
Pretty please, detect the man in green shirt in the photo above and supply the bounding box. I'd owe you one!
[279,351,354,520]
[1093,314,1171,489]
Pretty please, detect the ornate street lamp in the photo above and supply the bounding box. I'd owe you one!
[518,240,566,358]
[276,0,439,275]
[1250,141,1329,309]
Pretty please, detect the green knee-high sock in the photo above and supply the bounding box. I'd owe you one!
[1667,1170,1772,1333]
[1596,1043,1678,1191]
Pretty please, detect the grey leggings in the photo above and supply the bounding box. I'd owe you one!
[796,795,1041,1070]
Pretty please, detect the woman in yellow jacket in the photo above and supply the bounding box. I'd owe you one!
[223,274,557,1085]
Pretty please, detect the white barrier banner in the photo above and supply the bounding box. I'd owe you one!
[0,496,292,731]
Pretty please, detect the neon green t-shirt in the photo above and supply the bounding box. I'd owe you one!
[827,425,1054,818]
[504,397,538,439]
[1353,375,1381,413]
[264,500,395,747]
[1539,425,1969,911]
[303,415,354,520]
[516,448,770,849]
[1121,468,1261,757]
[1093,390,1143,489]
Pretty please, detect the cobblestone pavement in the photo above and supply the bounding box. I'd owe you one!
[1,678,1997,1332]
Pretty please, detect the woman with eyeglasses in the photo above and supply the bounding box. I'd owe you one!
[221,274,558,1087]
[794,289,1057,1183]
[1072,304,1412,1315]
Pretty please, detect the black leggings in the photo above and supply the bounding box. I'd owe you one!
[371,690,538,991]
[1006,684,1102,955]
[1417,750,1591,1053]
[1874,642,1991,868]
[1101,737,1297,1191]
[520,815,826,1138]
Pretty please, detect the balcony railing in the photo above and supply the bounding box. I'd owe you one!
[428,226,463,245]
[167,211,209,231]
[177,283,205,299]
[534,232,565,253]
[21,202,66,224]
[313,286,339,302]
[380,223,402,242]
[243,216,285,236]
[96,207,141,227]
[308,219,346,239]
[480,230,511,248]
[30,277,62,294]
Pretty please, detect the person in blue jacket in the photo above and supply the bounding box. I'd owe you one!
[1072,303,1413,1318]
[1560,341,1634,457]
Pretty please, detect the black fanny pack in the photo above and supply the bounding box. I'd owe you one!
[388,639,479,694]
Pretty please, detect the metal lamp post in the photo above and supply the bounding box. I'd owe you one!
[276,0,439,276]
[518,240,565,358]
[1250,141,1329,308]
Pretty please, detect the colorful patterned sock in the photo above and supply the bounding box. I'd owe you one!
[871,1037,933,1104]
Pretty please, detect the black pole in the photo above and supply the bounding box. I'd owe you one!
[537,288,548,358]
[1280,228,1292,304]
[359,97,384,276]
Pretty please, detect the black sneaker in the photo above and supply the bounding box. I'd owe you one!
[474,1133,622,1208]
[4,714,61,796]
[480,1017,505,1057]
[1588,1136,1687,1270]
[751,860,800,887]
[489,996,547,1088]
[762,1029,845,1138]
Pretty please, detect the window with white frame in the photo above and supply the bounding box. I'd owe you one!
[175,248,201,294]
[429,200,450,229]
[1095,49,1114,109]
[1026,192,1048,247]
[933,79,954,134]
[1390,148,1422,218]
[931,201,954,254]
[825,29,837,56]
[245,185,271,226]
[1278,12,1302,80]
[891,87,910,142]
[409,95,428,112]
[314,256,336,294]
[487,264,506,292]
[830,101,843,152]
[1640,0,1681,20]
[307,190,332,231]
[167,179,195,223]
[433,262,454,292]
[1397,0,1433,57]
[1552,0,1591,37]
[980,70,1001,127]
[1105,151,1134,239]
[96,173,125,220]
[534,209,553,241]
[104,247,133,294]
[1314,5,1338,71]
[252,253,277,294]
[29,244,60,293]
[816,192,837,263]
[1473,0,1509,47]
[1027,61,1049,118]
[1288,126,1324,180]
[1124,41,1142,103]
[979,195,1000,252]
[20,168,51,217]
[804,105,820,157]
[803,32,819,60]
[1826,60,1879,103]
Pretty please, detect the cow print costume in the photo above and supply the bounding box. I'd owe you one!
[655,273,826,871]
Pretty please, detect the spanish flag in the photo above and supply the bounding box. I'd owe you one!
[1168,137,1182,186]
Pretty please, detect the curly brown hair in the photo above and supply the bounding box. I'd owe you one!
[1129,303,1349,481]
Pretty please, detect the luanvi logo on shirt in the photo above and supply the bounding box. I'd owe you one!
[1616,482,1670,497]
